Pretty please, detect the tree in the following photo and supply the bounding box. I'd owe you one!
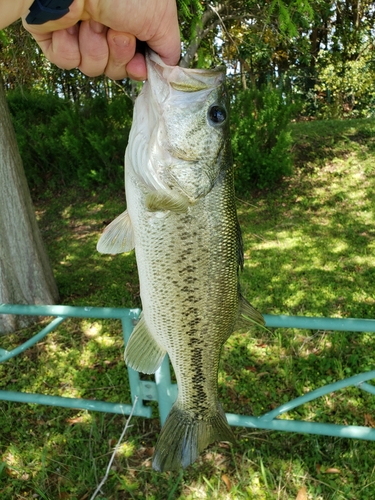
[0,77,59,334]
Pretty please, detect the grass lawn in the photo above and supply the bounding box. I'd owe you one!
[1,117,375,499]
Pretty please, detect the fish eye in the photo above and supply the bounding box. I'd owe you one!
[208,105,227,126]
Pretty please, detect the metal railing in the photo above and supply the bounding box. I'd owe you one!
[1,303,375,440]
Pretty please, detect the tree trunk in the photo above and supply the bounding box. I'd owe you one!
[0,79,59,334]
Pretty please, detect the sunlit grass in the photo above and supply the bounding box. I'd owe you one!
[1,117,375,498]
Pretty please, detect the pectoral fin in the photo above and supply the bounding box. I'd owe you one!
[124,315,166,374]
[96,210,135,254]
[145,192,190,213]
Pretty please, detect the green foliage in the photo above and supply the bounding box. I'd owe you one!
[271,0,298,37]
[313,52,375,119]
[177,0,203,20]
[6,90,133,190]
[0,29,9,46]
[231,86,295,191]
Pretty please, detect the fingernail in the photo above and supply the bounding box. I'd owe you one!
[112,35,131,47]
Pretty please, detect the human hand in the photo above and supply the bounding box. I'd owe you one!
[22,0,180,80]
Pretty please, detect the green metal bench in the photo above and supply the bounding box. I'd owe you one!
[1,303,375,440]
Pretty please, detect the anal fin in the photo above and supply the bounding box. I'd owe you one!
[124,315,166,374]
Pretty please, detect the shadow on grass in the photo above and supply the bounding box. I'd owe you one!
[225,116,375,468]
[238,134,375,320]
[33,186,141,309]
[290,117,375,171]
[2,117,375,498]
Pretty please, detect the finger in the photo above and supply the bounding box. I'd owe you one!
[125,52,148,81]
[147,22,181,67]
[105,30,137,80]
[32,24,81,69]
[144,1,181,66]
[78,20,109,77]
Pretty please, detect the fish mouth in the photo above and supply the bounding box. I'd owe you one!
[146,50,225,101]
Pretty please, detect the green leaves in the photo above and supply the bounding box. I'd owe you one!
[231,86,295,191]
[0,29,9,46]
[271,0,299,38]
[6,90,133,190]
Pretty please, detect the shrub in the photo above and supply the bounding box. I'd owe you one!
[314,57,375,119]
[231,86,294,192]
[6,90,133,191]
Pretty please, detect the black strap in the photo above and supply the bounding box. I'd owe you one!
[25,0,74,25]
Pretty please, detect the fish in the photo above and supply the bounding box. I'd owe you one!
[97,50,264,472]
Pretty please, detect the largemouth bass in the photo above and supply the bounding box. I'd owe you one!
[97,51,264,472]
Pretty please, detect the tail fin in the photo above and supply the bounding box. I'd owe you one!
[152,403,235,472]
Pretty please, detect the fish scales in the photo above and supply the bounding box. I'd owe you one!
[97,51,264,472]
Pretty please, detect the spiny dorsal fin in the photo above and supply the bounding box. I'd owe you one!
[124,314,166,374]
[96,210,134,254]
